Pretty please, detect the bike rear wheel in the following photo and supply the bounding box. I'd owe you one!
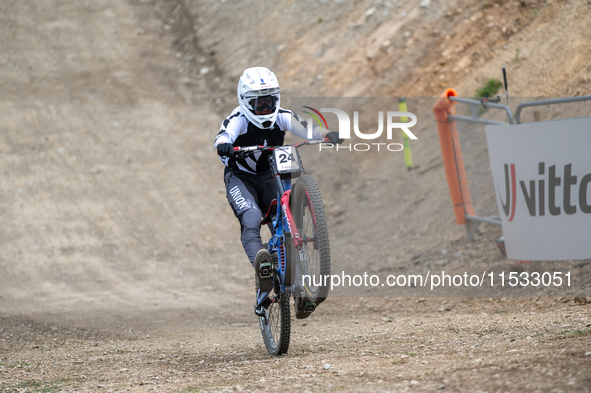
[291,174,331,309]
[259,289,291,356]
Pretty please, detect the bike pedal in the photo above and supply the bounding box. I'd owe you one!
[259,262,272,277]
[295,299,317,319]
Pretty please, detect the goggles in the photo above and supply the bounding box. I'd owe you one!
[248,95,278,112]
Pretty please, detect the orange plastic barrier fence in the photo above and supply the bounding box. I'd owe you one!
[433,89,475,225]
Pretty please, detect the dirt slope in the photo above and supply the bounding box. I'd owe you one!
[193,0,591,98]
[1,0,590,392]
[0,0,257,318]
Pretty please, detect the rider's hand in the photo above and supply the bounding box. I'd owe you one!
[324,131,344,145]
[217,143,233,157]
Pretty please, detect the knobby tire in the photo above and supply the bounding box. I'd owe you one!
[292,174,331,306]
[259,251,290,355]
[259,291,291,356]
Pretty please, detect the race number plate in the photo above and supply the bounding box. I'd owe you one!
[274,146,302,174]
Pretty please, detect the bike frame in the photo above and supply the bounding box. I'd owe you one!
[231,140,327,308]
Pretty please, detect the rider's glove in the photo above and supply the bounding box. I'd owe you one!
[325,131,344,145]
[217,143,233,157]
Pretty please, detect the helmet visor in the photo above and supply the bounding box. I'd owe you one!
[248,95,278,113]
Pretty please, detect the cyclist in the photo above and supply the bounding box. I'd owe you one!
[214,67,341,313]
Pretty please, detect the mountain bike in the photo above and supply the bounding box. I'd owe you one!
[231,140,332,356]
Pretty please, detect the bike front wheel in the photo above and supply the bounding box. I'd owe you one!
[291,174,331,308]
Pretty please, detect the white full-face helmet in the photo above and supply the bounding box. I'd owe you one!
[237,67,280,129]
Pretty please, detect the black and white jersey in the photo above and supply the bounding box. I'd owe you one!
[214,107,323,174]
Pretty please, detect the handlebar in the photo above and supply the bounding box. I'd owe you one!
[231,138,331,154]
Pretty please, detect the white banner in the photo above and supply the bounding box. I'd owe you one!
[486,117,591,260]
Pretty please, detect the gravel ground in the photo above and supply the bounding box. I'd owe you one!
[1,298,590,392]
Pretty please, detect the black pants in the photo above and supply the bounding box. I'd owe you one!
[224,168,277,265]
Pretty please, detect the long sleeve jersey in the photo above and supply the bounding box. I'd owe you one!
[214,107,323,174]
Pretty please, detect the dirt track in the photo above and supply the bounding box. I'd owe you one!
[1,0,590,392]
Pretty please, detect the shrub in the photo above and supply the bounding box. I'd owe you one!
[475,78,502,98]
